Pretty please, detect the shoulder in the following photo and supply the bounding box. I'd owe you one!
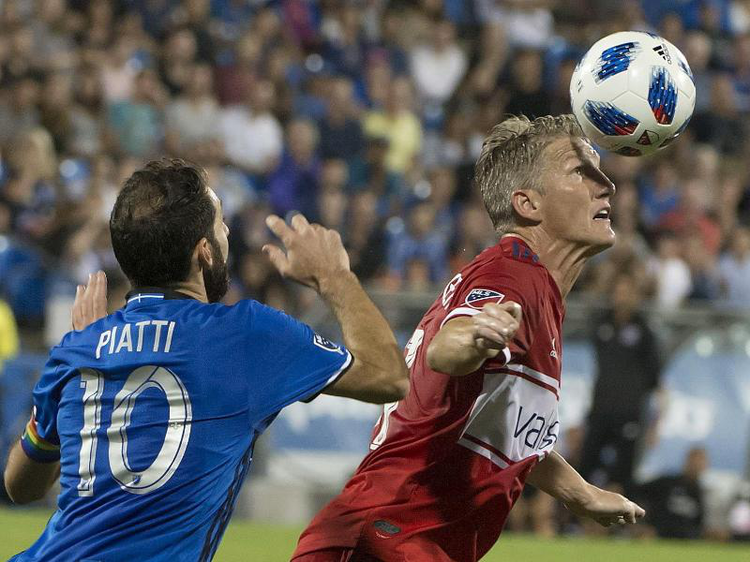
[463,247,551,301]
[56,311,117,350]
[221,299,296,328]
[195,298,255,319]
[446,247,559,332]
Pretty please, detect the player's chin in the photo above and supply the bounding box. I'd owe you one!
[583,229,616,254]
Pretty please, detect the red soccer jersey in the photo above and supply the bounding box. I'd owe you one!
[294,237,564,562]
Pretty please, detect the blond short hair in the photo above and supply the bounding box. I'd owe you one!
[475,114,583,233]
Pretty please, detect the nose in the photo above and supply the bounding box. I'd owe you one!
[595,169,616,197]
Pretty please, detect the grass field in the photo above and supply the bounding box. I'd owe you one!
[2,508,748,561]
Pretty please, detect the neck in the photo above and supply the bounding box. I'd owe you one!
[502,228,594,298]
[164,275,208,303]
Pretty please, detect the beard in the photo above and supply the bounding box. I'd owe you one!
[202,236,230,303]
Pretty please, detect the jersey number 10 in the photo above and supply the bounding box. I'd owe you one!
[77,365,192,497]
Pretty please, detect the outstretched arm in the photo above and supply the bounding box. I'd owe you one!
[264,214,409,403]
[527,451,646,527]
[426,302,522,376]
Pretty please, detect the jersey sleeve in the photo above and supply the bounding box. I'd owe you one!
[440,267,535,365]
[245,302,353,420]
[20,354,64,463]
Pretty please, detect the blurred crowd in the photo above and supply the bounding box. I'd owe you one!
[3,0,750,332]
[1,0,750,541]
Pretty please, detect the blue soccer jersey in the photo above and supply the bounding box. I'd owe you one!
[12,290,352,562]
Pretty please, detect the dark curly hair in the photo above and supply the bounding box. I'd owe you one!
[110,159,216,288]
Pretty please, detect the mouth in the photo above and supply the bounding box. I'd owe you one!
[593,207,611,221]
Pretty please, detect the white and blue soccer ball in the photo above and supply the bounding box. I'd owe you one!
[570,31,696,157]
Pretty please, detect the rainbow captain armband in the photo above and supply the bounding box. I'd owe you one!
[21,409,60,463]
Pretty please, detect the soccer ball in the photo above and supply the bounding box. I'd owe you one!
[570,31,696,157]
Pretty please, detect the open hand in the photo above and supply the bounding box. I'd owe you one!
[262,214,350,293]
[72,271,108,331]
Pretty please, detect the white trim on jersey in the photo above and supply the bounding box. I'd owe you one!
[322,351,354,388]
[457,436,511,469]
[500,347,511,364]
[300,351,354,404]
[439,306,480,328]
[504,363,559,392]
[127,294,166,304]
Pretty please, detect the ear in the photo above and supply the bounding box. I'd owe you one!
[194,237,212,270]
[511,189,543,224]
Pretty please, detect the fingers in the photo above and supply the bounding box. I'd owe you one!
[263,213,350,288]
[609,515,628,526]
[265,214,295,246]
[290,213,310,231]
[634,502,646,519]
[628,501,646,523]
[482,302,522,324]
[86,273,96,325]
[92,271,107,319]
[72,284,84,331]
[602,501,646,527]
[267,213,315,247]
[615,500,645,525]
[473,306,520,347]
[472,328,512,349]
[72,271,108,331]
[474,314,518,339]
[262,243,290,276]
[495,301,522,322]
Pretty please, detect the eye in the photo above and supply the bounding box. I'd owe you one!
[573,166,585,176]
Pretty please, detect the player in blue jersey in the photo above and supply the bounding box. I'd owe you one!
[3,159,409,562]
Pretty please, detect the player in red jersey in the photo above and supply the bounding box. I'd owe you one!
[292,115,645,562]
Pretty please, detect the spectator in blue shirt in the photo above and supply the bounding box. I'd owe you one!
[386,201,448,287]
[719,226,750,308]
[108,70,166,158]
[318,77,365,164]
[639,161,681,228]
[267,119,321,220]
